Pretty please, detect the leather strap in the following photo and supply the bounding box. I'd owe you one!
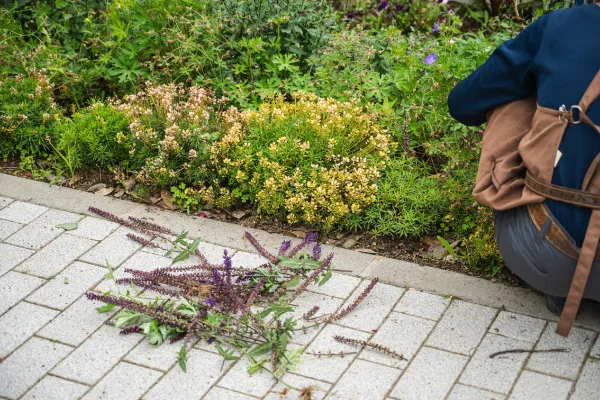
[525,172,600,209]
[557,209,600,336]
[527,203,600,260]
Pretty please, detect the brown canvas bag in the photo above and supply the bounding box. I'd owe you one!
[472,98,543,209]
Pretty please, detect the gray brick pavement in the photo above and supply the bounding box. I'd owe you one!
[1,194,600,400]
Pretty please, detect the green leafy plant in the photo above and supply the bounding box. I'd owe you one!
[85,207,384,382]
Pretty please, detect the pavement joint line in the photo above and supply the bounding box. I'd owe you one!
[449,307,501,396]
[504,319,549,399]
[381,297,457,400]
[325,284,406,399]
[5,339,79,397]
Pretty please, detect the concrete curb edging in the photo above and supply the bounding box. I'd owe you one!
[1,172,599,330]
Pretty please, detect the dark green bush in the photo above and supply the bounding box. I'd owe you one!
[344,155,448,237]
[55,103,130,170]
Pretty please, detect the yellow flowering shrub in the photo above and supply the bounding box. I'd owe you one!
[211,93,396,230]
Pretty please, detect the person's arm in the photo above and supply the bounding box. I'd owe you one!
[448,13,553,126]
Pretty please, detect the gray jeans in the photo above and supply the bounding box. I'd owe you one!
[494,204,600,301]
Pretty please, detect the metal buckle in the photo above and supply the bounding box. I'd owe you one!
[571,105,582,124]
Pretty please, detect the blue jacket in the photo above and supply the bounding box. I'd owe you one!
[448,4,600,246]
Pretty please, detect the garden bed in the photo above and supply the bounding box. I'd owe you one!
[1,0,558,281]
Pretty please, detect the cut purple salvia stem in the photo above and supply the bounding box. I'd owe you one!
[244,232,279,264]
[279,240,292,256]
[127,233,159,248]
[291,253,334,300]
[288,232,318,258]
[326,278,378,323]
[120,326,142,335]
[128,216,175,235]
[312,243,322,261]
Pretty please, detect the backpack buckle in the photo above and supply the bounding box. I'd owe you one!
[571,105,582,124]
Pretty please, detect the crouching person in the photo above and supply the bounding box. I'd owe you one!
[448,2,600,336]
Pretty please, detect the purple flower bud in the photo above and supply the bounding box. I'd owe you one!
[432,21,440,33]
[279,240,292,256]
[424,53,438,65]
[395,3,404,10]
[312,243,322,260]
[378,1,389,10]
[205,298,216,308]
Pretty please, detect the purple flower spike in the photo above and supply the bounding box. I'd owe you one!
[205,298,216,308]
[279,240,292,256]
[395,3,404,11]
[424,53,438,65]
[432,21,440,33]
[312,243,322,261]
[378,1,389,10]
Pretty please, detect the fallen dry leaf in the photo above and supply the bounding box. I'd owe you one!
[95,187,114,196]
[87,183,106,192]
[69,174,82,186]
[160,190,175,209]
[355,248,377,255]
[113,189,125,198]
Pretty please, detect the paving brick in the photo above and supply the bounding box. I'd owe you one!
[460,333,533,394]
[15,235,97,278]
[124,338,192,372]
[526,322,595,380]
[205,387,261,400]
[51,325,142,385]
[0,243,34,276]
[289,290,344,346]
[321,244,377,275]
[230,250,268,269]
[0,196,13,209]
[394,289,450,321]
[358,311,435,369]
[5,209,82,250]
[37,295,117,347]
[79,227,141,268]
[218,357,277,398]
[447,384,505,400]
[489,311,546,344]
[21,376,89,400]
[390,347,468,400]
[95,250,172,293]
[0,337,73,399]
[426,300,497,355]
[0,219,22,241]
[0,302,58,359]
[67,216,120,240]
[81,362,162,400]
[308,273,362,299]
[0,201,47,224]
[509,370,571,400]
[570,336,600,400]
[335,280,405,332]
[27,261,106,310]
[329,359,401,400]
[571,356,600,400]
[266,374,331,400]
[294,324,371,383]
[144,349,233,400]
[0,271,45,316]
